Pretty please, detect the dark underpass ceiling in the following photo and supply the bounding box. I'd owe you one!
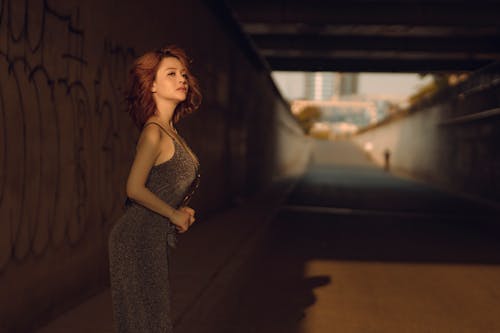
[224,0,500,72]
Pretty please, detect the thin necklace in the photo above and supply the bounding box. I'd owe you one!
[151,121,200,169]
[168,122,177,134]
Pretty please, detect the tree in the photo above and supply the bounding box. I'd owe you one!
[294,105,322,134]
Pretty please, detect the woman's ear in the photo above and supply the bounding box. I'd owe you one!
[151,82,157,93]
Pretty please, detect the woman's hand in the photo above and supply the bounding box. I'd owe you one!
[179,206,196,226]
[171,209,191,233]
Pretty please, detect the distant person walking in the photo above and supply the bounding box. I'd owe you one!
[384,149,391,171]
[108,45,202,332]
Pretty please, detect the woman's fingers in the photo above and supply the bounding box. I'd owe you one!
[180,206,195,216]
[174,212,189,233]
[176,223,188,233]
[175,207,196,232]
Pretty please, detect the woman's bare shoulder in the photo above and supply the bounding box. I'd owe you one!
[137,123,174,155]
[137,124,162,148]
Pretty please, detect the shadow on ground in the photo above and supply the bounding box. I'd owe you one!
[192,140,500,333]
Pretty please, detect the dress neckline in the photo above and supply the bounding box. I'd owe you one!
[143,121,200,173]
[151,140,178,170]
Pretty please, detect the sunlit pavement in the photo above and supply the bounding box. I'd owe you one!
[204,139,500,333]
[36,139,500,333]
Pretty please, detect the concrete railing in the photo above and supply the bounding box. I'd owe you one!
[353,61,500,207]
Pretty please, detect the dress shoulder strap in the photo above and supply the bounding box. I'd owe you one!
[143,122,176,141]
[143,121,200,169]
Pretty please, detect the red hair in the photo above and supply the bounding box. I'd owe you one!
[125,45,202,129]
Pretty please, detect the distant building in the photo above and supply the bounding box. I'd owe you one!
[275,71,400,136]
[272,71,359,101]
[304,72,359,100]
[338,73,359,96]
[304,72,334,100]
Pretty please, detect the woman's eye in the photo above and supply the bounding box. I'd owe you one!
[182,73,189,78]
[168,72,175,76]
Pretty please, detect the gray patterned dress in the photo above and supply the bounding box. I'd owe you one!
[108,122,200,332]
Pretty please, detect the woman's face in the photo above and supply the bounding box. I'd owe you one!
[151,56,189,105]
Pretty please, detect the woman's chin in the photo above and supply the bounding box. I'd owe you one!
[176,92,187,101]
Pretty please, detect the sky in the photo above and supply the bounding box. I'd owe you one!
[271,72,307,100]
[357,73,432,97]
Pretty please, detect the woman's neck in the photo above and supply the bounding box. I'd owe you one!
[149,109,176,131]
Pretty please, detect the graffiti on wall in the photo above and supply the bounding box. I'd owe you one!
[0,0,136,272]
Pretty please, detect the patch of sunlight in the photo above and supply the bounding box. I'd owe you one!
[299,260,500,333]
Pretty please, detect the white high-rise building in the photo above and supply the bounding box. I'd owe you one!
[304,72,358,100]
[304,72,335,100]
[271,71,359,101]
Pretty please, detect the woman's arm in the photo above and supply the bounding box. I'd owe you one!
[125,126,190,230]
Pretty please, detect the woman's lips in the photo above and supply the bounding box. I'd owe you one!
[177,87,187,92]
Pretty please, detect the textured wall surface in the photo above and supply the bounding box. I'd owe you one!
[0,0,310,331]
[353,68,500,205]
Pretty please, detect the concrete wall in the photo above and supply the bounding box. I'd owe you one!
[0,0,310,331]
[353,64,500,205]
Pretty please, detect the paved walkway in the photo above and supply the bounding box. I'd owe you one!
[204,139,500,333]
[37,138,500,333]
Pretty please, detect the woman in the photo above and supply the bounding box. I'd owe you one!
[108,45,202,332]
